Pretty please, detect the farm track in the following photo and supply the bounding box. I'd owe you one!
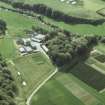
[26,68,58,105]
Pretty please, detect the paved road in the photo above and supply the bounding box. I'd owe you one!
[26,68,58,105]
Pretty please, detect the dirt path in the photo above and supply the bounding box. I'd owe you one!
[26,68,58,105]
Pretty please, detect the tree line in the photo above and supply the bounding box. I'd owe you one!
[0,54,18,105]
[0,19,7,34]
[0,0,105,25]
[11,3,105,25]
[0,0,14,4]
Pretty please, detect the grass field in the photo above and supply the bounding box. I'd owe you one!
[20,0,105,19]
[30,75,85,105]
[0,6,53,58]
[97,8,105,17]
[95,54,105,63]
[8,53,55,105]
[0,35,18,59]
[70,62,105,91]
[95,44,105,53]
[30,44,105,105]
[1,1,105,105]
[43,17,105,36]
[0,8,52,37]
[0,37,15,58]
[1,1,105,36]
[31,72,104,105]
[15,0,105,36]
[86,44,105,78]
[0,10,35,37]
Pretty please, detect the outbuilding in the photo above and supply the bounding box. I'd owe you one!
[42,45,49,52]
[34,34,45,40]
[25,46,33,53]
[19,47,26,53]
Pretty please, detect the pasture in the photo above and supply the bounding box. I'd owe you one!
[15,0,105,36]
[97,8,105,17]
[1,1,105,36]
[0,35,18,59]
[20,0,105,19]
[0,1,105,105]
[0,8,52,37]
[8,52,55,104]
[43,17,105,36]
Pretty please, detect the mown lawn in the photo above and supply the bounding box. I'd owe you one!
[8,52,55,105]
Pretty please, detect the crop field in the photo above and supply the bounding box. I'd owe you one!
[86,44,105,88]
[31,72,104,105]
[30,76,85,105]
[95,44,105,53]
[0,1,105,105]
[69,62,105,91]
[8,53,55,105]
[95,54,105,63]
[31,44,105,105]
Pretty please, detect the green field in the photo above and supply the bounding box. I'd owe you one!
[95,44,105,53]
[8,53,55,105]
[0,4,54,59]
[31,75,85,105]
[1,1,105,105]
[22,0,105,36]
[0,35,18,59]
[95,54,105,63]
[70,62,105,91]
[0,8,52,37]
[97,8,105,17]
[1,1,105,36]
[31,72,104,105]
[43,17,105,36]
[31,44,105,105]
[20,0,105,19]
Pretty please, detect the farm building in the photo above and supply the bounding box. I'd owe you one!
[30,42,37,49]
[25,46,33,53]
[19,47,26,53]
[34,34,45,40]
[22,38,31,46]
[31,37,41,43]
[42,45,49,52]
